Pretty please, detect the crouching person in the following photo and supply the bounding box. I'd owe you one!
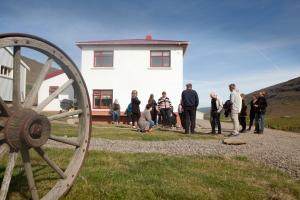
[138,104,155,132]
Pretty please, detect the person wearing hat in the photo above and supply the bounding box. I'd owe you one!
[181,83,199,134]
[210,92,223,134]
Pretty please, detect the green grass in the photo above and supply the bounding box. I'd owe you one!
[266,116,300,133]
[51,123,221,141]
[1,149,299,200]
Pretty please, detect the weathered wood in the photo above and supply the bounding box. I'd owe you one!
[20,148,39,200]
[0,33,91,200]
[0,97,10,117]
[48,109,82,121]
[13,46,21,108]
[0,133,5,141]
[0,144,9,160]
[24,58,53,108]
[0,152,17,200]
[49,135,80,147]
[34,147,66,179]
[35,79,74,113]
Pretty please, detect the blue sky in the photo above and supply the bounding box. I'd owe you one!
[1,0,300,107]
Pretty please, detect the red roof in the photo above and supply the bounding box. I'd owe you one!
[45,69,64,80]
[75,35,189,54]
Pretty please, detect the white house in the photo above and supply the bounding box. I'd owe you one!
[38,69,74,111]
[0,47,30,102]
[75,35,188,122]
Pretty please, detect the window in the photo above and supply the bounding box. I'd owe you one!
[93,90,113,109]
[94,51,113,67]
[150,50,170,67]
[0,65,12,77]
[49,86,59,99]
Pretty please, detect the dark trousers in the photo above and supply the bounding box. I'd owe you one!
[248,112,255,130]
[210,111,221,133]
[151,112,157,125]
[184,107,196,133]
[239,116,246,132]
[160,108,171,126]
[179,113,185,129]
[126,113,132,124]
[255,112,265,133]
[132,112,140,125]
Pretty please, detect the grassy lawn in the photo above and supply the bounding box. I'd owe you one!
[1,149,299,200]
[266,116,300,133]
[51,123,221,141]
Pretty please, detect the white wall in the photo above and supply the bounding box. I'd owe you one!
[81,45,184,112]
[38,73,74,111]
[0,48,27,101]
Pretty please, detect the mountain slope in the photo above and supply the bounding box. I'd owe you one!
[246,77,300,117]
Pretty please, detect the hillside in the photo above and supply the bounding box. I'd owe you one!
[22,56,57,87]
[246,77,300,117]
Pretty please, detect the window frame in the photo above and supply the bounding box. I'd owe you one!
[92,89,113,109]
[150,50,171,67]
[94,51,114,68]
[49,86,59,99]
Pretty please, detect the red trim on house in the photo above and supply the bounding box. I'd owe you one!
[75,37,189,54]
[45,69,64,80]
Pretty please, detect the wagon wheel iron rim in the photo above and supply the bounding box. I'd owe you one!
[0,33,91,200]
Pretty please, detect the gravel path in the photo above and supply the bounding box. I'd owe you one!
[46,120,300,179]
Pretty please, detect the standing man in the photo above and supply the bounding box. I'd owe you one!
[229,83,242,136]
[210,93,223,134]
[181,83,199,134]
[254,91,268,134]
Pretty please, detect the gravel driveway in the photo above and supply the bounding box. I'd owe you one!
[46,120,300,179]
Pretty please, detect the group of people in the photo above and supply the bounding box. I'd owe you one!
[111,83,199,133]
[210,83,268,136]
[111,82,268,136]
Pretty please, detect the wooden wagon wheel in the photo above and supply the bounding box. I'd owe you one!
[0,33,91,200]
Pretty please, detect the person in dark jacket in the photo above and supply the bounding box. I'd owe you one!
[125,103,133,125]
[239,94,247,133]
[181,83,199,134]
[254,91,267,134]
[131,90,141,128]
[148,94,158,125]
[248,94,258,131]
[210,93,223,134]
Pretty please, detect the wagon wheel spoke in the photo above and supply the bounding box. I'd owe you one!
[20,148,39,200]
[0,97,10,117]
[0,144,9,161]
[0,152,17,200]
[49,135,80,147]
[48,109,82,121]
[0,133,5,141]
[13,46,22,108]
[23,58,54,108]
[34,147,66,179]
[35,79,74,113]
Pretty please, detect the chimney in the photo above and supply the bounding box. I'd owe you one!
[145,34,152,40]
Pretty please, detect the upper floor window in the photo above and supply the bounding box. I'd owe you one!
[49,86,59,99]
[0,65,12,77]
[93,89,113,109]
[150,50,170,67]
[94,51,113,67]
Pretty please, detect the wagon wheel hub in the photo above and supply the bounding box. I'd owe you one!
[4,109,51,150]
